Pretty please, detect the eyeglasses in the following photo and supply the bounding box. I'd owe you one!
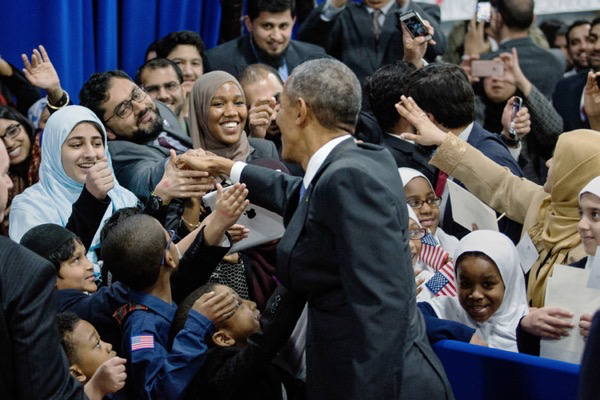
[407,197,442,209]
[0,123,22,141]
[105,87,148,122]
[142,81,181,96]
[409,227,427,241]
[161,230,180,265]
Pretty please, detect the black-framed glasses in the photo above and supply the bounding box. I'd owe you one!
[409,228,427,240]
[161,230,179,265]
[142,81,181,96]
[105,87,148,122]
[0,123,22,141]
[407,197,442,209]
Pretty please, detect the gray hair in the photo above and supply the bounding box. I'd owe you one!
[286,58,361,132]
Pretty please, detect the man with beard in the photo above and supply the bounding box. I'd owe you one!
[79,70,194,201]
[205,0,325,80]
[563,20,591,77]
[553,18,600,131]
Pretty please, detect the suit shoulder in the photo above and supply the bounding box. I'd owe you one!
[289,40,326,55]
[0,237,55,286]
[248,137,279,160]
[207,37,243,57]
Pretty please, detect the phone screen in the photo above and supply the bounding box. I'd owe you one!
[477,2,491,23]
[401,13,430,39]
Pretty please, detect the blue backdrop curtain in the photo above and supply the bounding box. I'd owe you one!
[1,0,222,104]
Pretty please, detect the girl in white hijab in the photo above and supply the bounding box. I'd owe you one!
[425,230,529,351]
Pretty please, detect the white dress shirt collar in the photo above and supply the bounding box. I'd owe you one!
[303,134,352,188]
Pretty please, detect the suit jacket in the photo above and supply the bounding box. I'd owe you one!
[205,35,326,78]
[240,138,452,400]
[298,1,447,83]
[382,133,436,184]
[482,37,564,99]
[0,237,85,399]
[579,310,600,400]
[442,123,524,244]
[553,71,590,132]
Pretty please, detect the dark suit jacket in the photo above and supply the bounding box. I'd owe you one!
[240,138,452,400]
[482,37,564,98]
[382,133,437,184]
[579,310,600,400]
[553,71,590,132]
[442,123,524,244]
[298,1,447,83]
[0,237,86,399]
[205,35,326,78]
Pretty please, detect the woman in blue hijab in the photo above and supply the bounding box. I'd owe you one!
[9,105,139,269]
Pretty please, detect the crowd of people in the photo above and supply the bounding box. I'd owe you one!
[2,0,600,399]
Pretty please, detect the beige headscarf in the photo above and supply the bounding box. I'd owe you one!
[528,129,600,307]
[188,71,250,161]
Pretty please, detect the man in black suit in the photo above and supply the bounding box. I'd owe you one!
[554,18,600,131]
[0,139,117,399]
[298,0,447,84]
[206,0,325,81]
[180,58,452,400]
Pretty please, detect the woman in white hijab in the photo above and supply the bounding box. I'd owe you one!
[425,230,529,351]
[9,106,139,270]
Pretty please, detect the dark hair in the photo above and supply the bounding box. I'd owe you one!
[405,63,475,130]
[56,312,82,365]
[145,40,158,61]
[566,20,591,48]
[494,0,533,30]
[172,282,219,340]
[79,70,133,122]
[364,61,416,132]
[99,207,142,245]
[238,63,283,88]
[102,214,166,291]
[455,251,497,272]
[135,58,184,86]
[0,106,35,174]
[247,0,295,21]
[155,30,206,61]
[48,238,82,274]
[538,19,566,48]
[593,18,600,30]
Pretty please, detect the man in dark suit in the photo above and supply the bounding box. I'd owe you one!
[578,310,600,400]
[553,18,600,131]
[0,139,113,399]
[406,63,524,243]
[298,0,447,84]
[206,0,325,81]
[180,58,452,399]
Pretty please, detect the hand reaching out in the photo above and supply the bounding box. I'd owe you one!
[248,97,278,139]
[520,307,574,340]
[85,157,114,200]
[21,45,64,102]
[154,150,215,203]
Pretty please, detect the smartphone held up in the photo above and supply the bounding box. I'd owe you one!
[399,11,432,41]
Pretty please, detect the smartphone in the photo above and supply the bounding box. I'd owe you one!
[509,96,523,140]
[471,60,504,78]
[399,11,432,41]
[476,2,492,23]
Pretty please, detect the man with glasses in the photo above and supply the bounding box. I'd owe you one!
[80,70,196,202]
[135,58,186,133]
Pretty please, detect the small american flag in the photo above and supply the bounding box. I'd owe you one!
[131,335,154,352]
[425,262,456,297]
[421,232,438,247]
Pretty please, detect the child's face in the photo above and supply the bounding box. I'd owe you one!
[71,320,116,382]
[214,284,260,346]
[578,192,600,256]
[408,219,422,266]
[404,177,440,234]
[57,240,97,293]
[457,256,505,323]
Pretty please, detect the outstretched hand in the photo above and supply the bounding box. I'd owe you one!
[21,45,64,102]
[395,96,448,146]
[520,307,574,340]
[154,150,215,203]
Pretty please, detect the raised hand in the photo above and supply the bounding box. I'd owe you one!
[21,45,64,103]
[154,150,215,203]
[584,70,600,131]
[464,16,490,57]
[248,97,277,139]
[85,157,114,200]
[499,47,532,96]
[401,20,435,68]
[501,97,531,141]
[395,95,449,146]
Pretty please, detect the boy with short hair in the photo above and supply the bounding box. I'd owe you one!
[102,183,249,400]
[173,282,305,400]
[56,312,127,397]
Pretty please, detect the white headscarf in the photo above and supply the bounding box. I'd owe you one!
[579,175,600,267]
[9,106,139,261]
[398,167,459,255]
[425,230,529,352]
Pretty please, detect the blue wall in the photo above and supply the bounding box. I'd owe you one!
[1,0,222,103]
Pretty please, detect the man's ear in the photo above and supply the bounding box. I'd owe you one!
[69,364,88,383]
[296,97,308,125]
[212,330,236,347]
[106,128,117,140]
[243,15,253,33]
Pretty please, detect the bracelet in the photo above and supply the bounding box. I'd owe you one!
[181,215,200,230]
[46,90,69,110]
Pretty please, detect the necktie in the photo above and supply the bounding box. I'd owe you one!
[435,170,448,197]
[372,9,383,41]
[298,183,307,206]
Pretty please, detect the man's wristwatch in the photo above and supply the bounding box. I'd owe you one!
[148,192,169,212]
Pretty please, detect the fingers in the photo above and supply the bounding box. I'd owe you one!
[544,307,575,319]
[39,45,51,62]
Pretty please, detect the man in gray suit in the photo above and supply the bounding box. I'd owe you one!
[179,58,453,400]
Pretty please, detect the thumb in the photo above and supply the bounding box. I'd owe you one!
[169,149,177,164]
